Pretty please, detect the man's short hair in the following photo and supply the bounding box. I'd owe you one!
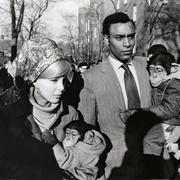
[102,12,135,37]
[148,44,167,56]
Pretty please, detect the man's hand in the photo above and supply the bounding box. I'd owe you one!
[120,109,138,124]
[42,130,58,146]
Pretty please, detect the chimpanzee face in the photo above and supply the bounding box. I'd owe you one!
[62,128,81,148]
[149,64,167,87]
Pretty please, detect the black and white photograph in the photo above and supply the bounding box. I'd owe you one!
[0,0,180,179]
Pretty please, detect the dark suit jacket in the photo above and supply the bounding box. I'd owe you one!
[78,56,152,178]
[0,96,78,179]
[62,70,83,109]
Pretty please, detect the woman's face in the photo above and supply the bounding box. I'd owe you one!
[33,60,70,104]
[34,76,65,104]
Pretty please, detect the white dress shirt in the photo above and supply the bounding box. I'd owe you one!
[109,56,141,109]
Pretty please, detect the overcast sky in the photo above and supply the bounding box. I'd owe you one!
[0,0,89,42]
[43,0,89,41]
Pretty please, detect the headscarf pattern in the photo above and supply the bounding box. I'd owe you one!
[12,36,64,83]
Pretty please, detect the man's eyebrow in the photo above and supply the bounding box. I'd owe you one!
[127,33,136,37]
[114,33,136,37]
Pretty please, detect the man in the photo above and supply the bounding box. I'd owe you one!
[62,62,84,110]
[78,12,151,179]
[78,62,88,73]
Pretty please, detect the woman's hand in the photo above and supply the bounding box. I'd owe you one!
[42,130,58,146]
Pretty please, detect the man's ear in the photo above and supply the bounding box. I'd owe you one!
[104,35,109,46]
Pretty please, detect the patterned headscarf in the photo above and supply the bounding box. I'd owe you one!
[10,36,64,83]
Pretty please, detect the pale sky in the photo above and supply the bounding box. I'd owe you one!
[43,0,89,41]
[0,0,89,42]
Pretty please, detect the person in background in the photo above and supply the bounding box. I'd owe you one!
[78,62,88,73]
[0,60,14,91]
[78,12,151,179]
[62,59,84,110]
[42,120,106,180]
[147,44,167,60]
[0,37,79,179]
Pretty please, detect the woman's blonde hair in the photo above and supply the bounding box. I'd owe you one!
[39,60,70,79]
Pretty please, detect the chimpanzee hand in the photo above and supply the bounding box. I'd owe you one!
[120,109,138,124]
[42,130,58,146]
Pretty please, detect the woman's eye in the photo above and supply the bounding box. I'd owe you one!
[51,79,58,82]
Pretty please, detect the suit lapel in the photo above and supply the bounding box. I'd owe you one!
[100,59,126,110]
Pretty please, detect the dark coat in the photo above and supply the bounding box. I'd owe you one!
[0,67,13,91]
[62,70,83,109]
[0,96,79,179]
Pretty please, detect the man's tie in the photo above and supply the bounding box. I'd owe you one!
[121,64,140,109]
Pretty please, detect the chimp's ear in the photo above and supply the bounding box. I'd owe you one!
[171,65,179,73]
[84,131,94,143]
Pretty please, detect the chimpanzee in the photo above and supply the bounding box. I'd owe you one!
[121,52,180,178]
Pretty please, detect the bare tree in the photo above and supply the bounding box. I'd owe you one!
[23,0,57,40]
[10,0,24,61]
[140,0,180,55]
[0,0,59,61]
[59,13,78,62]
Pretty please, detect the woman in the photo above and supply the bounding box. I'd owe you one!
[0,37,79,179]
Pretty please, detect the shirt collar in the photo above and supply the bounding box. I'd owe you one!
[109,55,134,70]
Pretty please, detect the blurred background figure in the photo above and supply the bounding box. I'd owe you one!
[62,56,84,110]
[0,60,13,92]
[147,44,167,60]
[78,62,88,73]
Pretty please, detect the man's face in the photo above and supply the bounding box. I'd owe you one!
[108,22,135,63]
[79,66,88,73]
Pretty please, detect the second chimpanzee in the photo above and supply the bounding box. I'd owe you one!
[121,52,180,178]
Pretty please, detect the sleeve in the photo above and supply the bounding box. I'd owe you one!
[143,81,180,120]
[78,74,97,126]
[53,144,80,170]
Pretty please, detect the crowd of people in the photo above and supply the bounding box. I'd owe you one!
[0,12,180,179]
